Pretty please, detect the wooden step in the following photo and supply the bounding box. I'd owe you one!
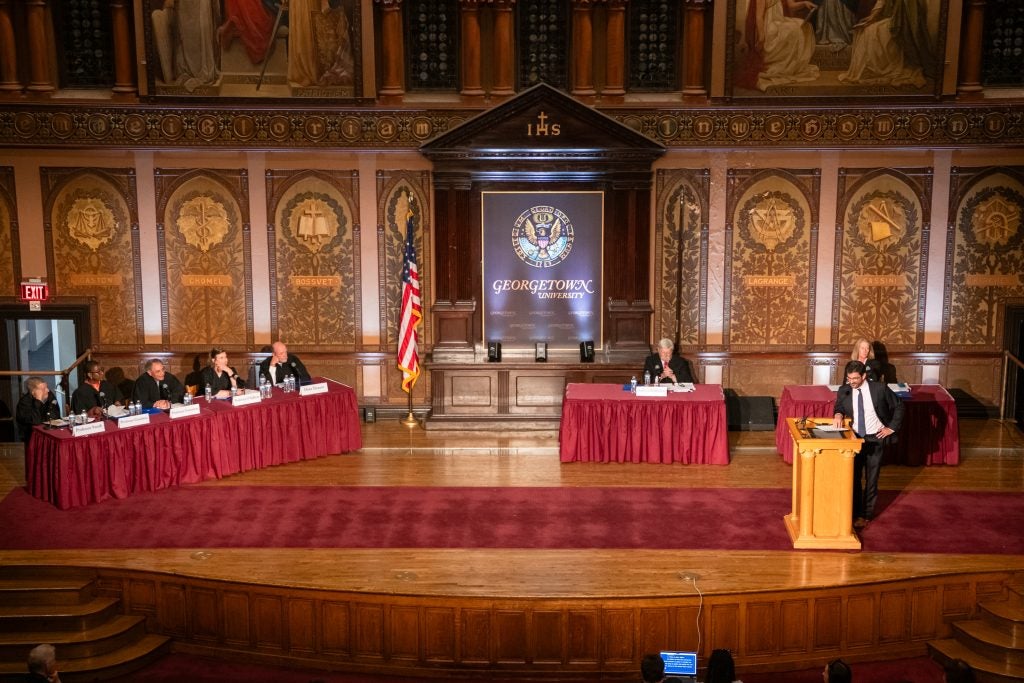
[1007,584,1024,609]
[980,600,1024,639]
[0,566,93,581]
[953,620,1024,666]
[0,576,95,605]
[929,639,1024,683]
[0,597,119,633]
[0,633,170,683]
[0,614,147,661]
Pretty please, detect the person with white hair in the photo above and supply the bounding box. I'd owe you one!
[642,338,695,384]
[26,643,60,682]
[15,378,60,443]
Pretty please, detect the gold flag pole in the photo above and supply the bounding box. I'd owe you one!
[402,389,418,427]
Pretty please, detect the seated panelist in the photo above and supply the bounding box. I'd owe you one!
[849,337,883,383]
[199,347,246,399]
[258,341,311,386]
[16,377,60,443]
[71,360,123,418]
[642,338,694,384]
[132,358,185,409]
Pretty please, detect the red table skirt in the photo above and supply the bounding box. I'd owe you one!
[26,379,362,509]
[559,383,730,464]
[775,384,960,466]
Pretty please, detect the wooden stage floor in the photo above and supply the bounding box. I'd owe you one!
[2,418,1023,598]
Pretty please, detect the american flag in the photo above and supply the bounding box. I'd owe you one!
[397,204,421,393]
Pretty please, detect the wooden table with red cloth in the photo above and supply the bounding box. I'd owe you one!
[559,383,730,464]
[775,384,960,466]
[25,379,362,509]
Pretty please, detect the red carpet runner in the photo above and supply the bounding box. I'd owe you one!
[2,485,1022,553]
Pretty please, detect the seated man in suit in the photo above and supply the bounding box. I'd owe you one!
[16,377,61,443]
[642,338,694,384]
[132,358,185,409]
[832,360,904,529]
[258,341,311,386]
[71,360,123,417]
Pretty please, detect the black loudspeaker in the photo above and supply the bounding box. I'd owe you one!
[579,340,594,362]
[535,342,548,362]
[487,341,502,362]
[725,391,776,431]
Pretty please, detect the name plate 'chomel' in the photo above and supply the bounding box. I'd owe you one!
[170,404,201,419]
[118,413,151,429]
[300,382,328,396]
[73,421,106,437]
[232,391,262,407]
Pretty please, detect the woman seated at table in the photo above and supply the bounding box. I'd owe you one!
[849,337,882,383]
[199,347,246,399]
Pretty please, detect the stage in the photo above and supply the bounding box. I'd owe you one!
[1,421,1022,680]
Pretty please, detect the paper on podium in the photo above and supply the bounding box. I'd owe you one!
[668,382,696,393]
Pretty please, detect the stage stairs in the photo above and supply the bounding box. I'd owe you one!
[0,566,169,682]
[929,581,1024,682]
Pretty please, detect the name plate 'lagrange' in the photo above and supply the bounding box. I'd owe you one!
[170,403,202,419]
[72,420,106,437]
[299,382,328,396]
[231,390,262,407]
[118,413,152,429]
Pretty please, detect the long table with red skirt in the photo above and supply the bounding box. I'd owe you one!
[775,384,960,466]
[559,383,730,464]
[25,378,362,509]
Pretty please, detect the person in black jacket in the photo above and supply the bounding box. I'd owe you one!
[15,377,60,443]
[132,358,185,409]
[199,347,245,399]
[70,361,123,417]
[642,338,694,384]
[25,643,60,682]
[849,337,883,383]
[258,341,311,386]
[833,360,905,528]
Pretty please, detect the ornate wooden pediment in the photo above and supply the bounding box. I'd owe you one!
[420,84,665,176]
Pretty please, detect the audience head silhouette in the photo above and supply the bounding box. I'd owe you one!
[27,643,59,682]
[825,658,851,683]
[641,653,666,682]
[705,648,736,683]
[943,658,975,683]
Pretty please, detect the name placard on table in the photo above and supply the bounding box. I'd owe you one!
[231,390,262,407]
[299,382,329,396]
[72,421,106,437]
[170,403,202,419]
[117,413,151,429]
[636,385,669,397]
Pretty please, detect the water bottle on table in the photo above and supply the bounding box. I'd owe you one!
[630,376,638,394]
[204,383,212,402]
[643,371,651,386]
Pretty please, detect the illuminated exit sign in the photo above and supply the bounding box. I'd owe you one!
[19,281,49,304]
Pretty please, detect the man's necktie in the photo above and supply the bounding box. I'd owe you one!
[856,388,866,437]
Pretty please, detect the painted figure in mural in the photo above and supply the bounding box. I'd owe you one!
[838,0,934,88]
[739,0,821,91]
[288,0,354,87]
[151,0,220,90]
[813,0,857,49]
[218,0,281,65]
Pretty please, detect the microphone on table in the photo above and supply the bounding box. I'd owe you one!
[98,391,107,409]
[160,382,169,400]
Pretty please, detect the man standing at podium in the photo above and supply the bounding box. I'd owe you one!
[832,360,904,529]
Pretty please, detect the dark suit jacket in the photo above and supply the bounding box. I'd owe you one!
[71,380,122,413]
[15,392,60,442]
[642,353,694,384]
[834,380,904,437]
[258,353,311,385]
[199,366,245,393]
[844,358,883,383]
[132,371,185,408]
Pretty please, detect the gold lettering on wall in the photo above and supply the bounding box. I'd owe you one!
[527,111,560,137]
[67,273,122,287]
[743,275,796,287]
[290,275,342,288]
[181,274,233,287]
[853,274,908,287]
[965,274,1020,287]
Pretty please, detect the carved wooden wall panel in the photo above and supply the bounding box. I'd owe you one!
[944,166,1024,349]
[654,169,709,349]
[266,169,361,349]
[376,171,431,403]
[41,167,142,347]
[726,169,820,350]
[154,168,253,348]
[0,167,19,296]
[832,168,932,350]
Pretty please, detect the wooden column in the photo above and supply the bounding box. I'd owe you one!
[376,0,405,98]
[460,0,484,98]
[957,0,986,98]
[571,0,595,97]
[26,0,54,93]
[603,0,626,98]
[491,0,516,97]
[682,0,710,97]
[110,0,136,94]
[0,0,21,92]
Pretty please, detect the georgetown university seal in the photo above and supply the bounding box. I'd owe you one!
[512,206,574,268]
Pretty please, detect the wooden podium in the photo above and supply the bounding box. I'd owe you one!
[783,417,863,550]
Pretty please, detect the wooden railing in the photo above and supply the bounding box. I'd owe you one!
[1000,350,1024,421]
[0,348,93,412]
